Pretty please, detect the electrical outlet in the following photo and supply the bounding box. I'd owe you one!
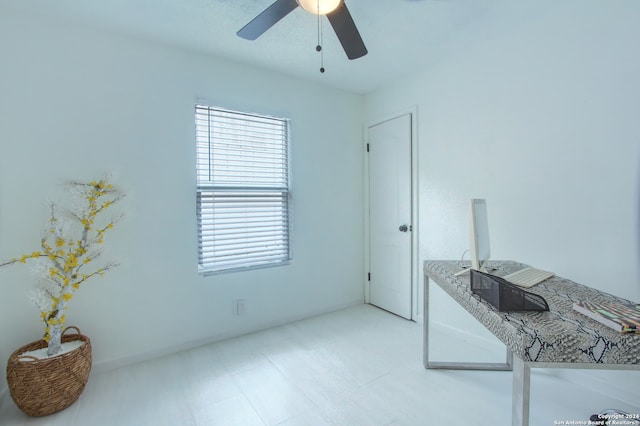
[233,299,246,316]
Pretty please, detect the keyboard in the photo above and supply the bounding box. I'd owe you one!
[503,267,554,288]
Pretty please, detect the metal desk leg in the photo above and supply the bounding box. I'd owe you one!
[512,355,531,426]
[423,274,513,370]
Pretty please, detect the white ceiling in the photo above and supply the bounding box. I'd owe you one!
[2,0,508,94]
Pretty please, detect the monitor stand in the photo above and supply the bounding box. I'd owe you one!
[453,264,494,277]
[454,267,473,277]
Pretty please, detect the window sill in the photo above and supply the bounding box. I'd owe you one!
[199,260,292,277]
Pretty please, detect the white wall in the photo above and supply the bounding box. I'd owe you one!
[365,0,640,400]
[0,7,364,389]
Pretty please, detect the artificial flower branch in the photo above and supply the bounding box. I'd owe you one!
[0,177,123,357]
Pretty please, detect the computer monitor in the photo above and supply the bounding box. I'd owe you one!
[469,198,490,272]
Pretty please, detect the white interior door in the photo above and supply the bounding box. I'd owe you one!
[368,113,412,319]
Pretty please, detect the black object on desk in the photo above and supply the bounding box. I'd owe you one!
[470,269,549,312]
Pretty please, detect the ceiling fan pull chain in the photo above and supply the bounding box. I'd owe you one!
[316,1,325,73]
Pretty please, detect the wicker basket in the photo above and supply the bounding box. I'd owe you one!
[6,326,92,417]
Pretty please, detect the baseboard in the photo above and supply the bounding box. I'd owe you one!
[93,298,364,375]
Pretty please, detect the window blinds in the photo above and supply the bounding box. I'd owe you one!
[195,105,291,273]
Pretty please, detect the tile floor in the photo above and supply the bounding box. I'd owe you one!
[1,304,638,425]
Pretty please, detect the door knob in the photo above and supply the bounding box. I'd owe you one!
[399,224,409,232]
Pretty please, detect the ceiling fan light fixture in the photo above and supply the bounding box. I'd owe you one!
[297,0,341,15]
[238,0,367,60]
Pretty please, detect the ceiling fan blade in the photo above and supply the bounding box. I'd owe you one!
[326,2,367,60]
[237,0,299,40]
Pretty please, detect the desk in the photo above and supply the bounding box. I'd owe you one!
[423,260,640,426]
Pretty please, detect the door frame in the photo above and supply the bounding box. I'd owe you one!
[364,106,420,321]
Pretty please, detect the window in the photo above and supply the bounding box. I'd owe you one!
[195,104,291,274]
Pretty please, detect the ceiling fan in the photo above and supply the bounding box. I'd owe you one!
[237,0,368,60]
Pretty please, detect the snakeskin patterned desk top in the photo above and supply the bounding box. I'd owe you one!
[424,260,640,365]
